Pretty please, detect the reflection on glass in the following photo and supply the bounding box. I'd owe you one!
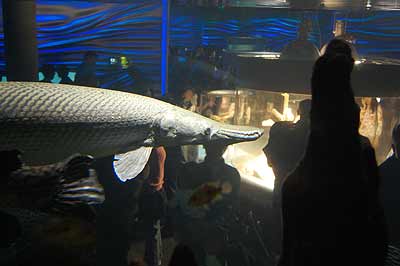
[197,89,400,190]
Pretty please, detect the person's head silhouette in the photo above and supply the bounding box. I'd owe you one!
[57,65,70,79]
[168,244,198,266]
[41,64,55,82]
[204,142,228,161]
[298,99,312,121]
[264,121,294,171]
[310,39,358,136]
[83,51,97,66]
[324,38,354,61]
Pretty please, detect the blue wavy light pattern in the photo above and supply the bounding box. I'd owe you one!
[337,12,400,58]
[1,3,400,90]
[170,10,333,50]
[0,0,162,90]
[170,9,400,59]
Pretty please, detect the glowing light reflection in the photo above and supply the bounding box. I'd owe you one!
[223,145,275,191]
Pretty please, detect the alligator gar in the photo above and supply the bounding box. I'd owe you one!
[0,82,263,179]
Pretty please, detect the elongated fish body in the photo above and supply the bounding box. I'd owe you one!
[0,82,263,166]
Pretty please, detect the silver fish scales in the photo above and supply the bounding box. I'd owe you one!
[0,82,263,167]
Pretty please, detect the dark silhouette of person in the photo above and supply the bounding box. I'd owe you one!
[75,51,99,87]
[278,39,387,266]
[289,98,312,171]
[57,65,74,85]
[264,121,295,208]
[95,148,166,266]
[293,99,312,137]
[168,244,199,266]
[164,145,183,201]
[138,147,168,266]
[40,64,55,83]
[280,19,320,61]
[263,121,294,256]
[380,123,400,247]
[94,156,129,266]
[96,154,149,266]
[263,100,311,256]
[264,99,311,209]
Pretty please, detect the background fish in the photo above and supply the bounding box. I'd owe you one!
[0,82,263,181]
[0,150,104,213]
[188,181,232,208]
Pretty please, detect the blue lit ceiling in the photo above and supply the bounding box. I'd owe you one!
[48,0,400,10]
[170,8,400,60]
[1,1,400,90]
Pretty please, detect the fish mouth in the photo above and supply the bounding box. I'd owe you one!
[213,125,264,143]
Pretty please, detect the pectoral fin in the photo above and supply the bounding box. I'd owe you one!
[113,147,153,182]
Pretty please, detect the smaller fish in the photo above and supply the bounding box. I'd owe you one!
[0,150,104,216]
[188,181,232,208]
[1,151,104,209]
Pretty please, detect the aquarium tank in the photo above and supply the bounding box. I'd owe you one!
[1,1,400,266]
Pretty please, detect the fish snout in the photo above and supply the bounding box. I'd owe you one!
[212,125,264,143]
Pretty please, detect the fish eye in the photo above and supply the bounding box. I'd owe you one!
[204,128,211,135]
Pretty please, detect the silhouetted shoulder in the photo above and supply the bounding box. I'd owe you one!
[380,156,396,172]
[282,162,305,199]
[224,163,240,175]
[379,155,400,189]
[223,163,241,184]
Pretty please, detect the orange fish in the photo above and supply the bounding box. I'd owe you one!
[188,181,232,208]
